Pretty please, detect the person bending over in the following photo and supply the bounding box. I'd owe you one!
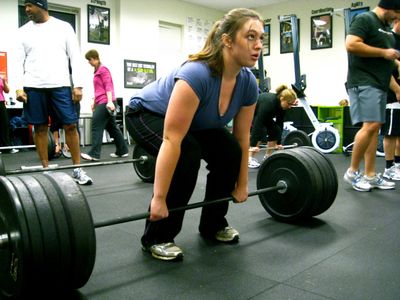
[125,8,264,261]
[248,85,297,168]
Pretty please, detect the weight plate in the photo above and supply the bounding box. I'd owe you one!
[32,174,72,288]
[4,176,46,298]
[32,129,56,160]
[295,147,334,216]
[132,144,156,183]
[19,175,73,294]
[0,176,30,299]
[0,157,6,176]
[298,146,338,215]
[256,149,315,222]
[44,172,96,289]
[288,148,325,215]
[47,130,56,160]
[282,130,312,147]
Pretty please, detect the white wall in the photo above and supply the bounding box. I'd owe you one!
[0,0,222,113]
[256,0,377,106]
[0,0,379,112]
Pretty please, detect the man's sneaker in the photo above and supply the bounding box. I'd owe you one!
[352,176,372,192]
[142,242,183,261]
[343,168,361,185]
[110,152,129,158]
[248,157,260,169]
[366,174,395,190]
[81,153,100,161]
[10,149,19,154]
[72,168,93,185]
[383,165,400,181]
[215,226,239,243]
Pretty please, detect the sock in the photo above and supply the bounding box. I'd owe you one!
[386,160,394,169]
[394,156,400,164]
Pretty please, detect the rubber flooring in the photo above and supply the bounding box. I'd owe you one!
[1,144,399,300]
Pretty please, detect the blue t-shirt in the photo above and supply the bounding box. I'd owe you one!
[129,61,258,130]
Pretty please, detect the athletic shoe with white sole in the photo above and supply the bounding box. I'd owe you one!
[383,165,400,181]
[142,242,184,261]
[215,226,239,243]
[110,152,129,158]
[72,168,93,185]
[248,157,260,169]
[366,173,395,190]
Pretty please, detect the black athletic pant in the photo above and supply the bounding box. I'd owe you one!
[125,107,242,247]
[0,102,12,148]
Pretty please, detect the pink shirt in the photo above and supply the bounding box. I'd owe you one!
[0,79,6,101]
[93,65,115,105]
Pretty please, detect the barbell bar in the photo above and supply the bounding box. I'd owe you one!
[0,143,155,181]
[93,182,287,228]
[249,142,297,153]
[0,147,338,297]
[0,155,148,176]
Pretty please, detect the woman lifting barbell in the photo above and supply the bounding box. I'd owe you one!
[248,85,298,168]
[125,8,264,261]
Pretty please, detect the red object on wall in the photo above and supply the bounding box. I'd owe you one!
[0,51,7,80]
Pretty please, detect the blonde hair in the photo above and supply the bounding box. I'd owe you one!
[276,84,297,103]
[188,8,263,76]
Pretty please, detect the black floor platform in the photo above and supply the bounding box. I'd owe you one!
[1,145,400,300]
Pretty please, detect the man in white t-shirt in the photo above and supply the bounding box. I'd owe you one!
[15,0,92,185]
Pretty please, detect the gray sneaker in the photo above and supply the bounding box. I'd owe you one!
[248,157,260,169]
[367,173,395,190]
[343,168,361,185]
[143,242,184,261]
[72,168,93,185]
[215,226,239,243]
[352,176,372,192]
[383,165,400,181]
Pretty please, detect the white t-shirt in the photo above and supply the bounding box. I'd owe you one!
[15,16,83,89]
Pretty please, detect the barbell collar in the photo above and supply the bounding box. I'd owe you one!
[93,184,286,229]
[5,156,148,175]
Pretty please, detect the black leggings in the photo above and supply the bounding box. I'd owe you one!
[125,107,242,246]
[0,102,11,147]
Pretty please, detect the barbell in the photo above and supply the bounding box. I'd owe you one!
[0,146,338,297]
[0,144,155,182]
[249,142,298,153]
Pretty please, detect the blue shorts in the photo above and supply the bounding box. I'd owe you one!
[23,87,78,125]
[347,86,386,126]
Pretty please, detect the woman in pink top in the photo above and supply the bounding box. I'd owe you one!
[81,49,128,161]
[0,75,19,154]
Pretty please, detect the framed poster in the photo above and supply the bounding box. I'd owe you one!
[124,60,157,89]
[0,52,7,80]
[87,5,110,44]
[311,14,332,50]
[263,24,271,56]
[280,19,300,54]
